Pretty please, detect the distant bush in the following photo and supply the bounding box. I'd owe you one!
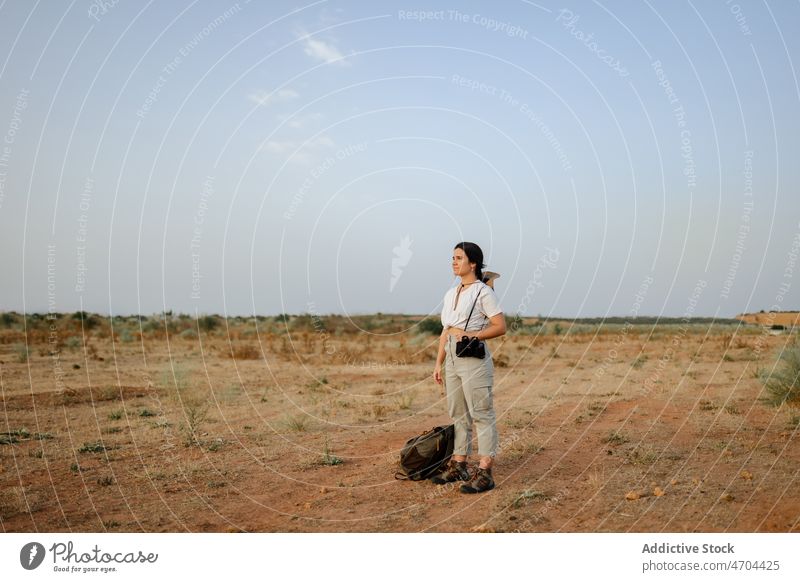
[417,318,443,335]
[0,313,18,328]
[760,340,800,405]
[198,315,219,332]
[142,318,163,334]
[507,317,543,335]
[230,344,260,360]
[564,323,599,335]
[65,336,82,350]
[13,343,30,363]
[72,311,99,329]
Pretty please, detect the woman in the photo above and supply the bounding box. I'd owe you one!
[432,242,505,493]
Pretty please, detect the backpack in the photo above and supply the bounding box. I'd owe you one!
[394,424,455,481]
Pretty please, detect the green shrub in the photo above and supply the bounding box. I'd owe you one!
[0,312,18,327]
[284,414,309,432]
[78,442,107,453]
[760,340,800,405]
[13,343,30,363]
[417,318,443,335]
[321,437,343,466]
[72,311,99,329]
[602,431,629,445]
[65,336,82,350]
[181,401,209,447]
[198,315,219,332]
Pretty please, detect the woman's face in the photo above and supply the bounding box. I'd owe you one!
[452,248,474,277]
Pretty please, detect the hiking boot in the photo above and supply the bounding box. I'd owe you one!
[460,467,495,493]
[430,460,470,484]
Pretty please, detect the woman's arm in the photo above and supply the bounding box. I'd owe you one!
[433,326,449,387]
[436,326,449,366]
[473,313,506,341]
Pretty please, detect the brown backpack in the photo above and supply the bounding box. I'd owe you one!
[394,425,455,481]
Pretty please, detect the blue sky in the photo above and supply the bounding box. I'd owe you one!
[0,0,798,318]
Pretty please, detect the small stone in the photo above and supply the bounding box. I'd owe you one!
[653,486,665,497]
[320,487,328,494]
[740,470,753,480]
[625,491,640,501]
[720,493,734,502]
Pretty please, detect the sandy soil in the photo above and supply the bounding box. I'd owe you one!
[2,321,799,533]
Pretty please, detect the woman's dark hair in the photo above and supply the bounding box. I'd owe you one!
[455,242,485,282]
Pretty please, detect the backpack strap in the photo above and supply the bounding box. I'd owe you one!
[464,288,483,332]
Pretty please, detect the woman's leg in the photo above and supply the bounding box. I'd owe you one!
[459,360,498,493]
[461,358,498,465]
[444,337,472,459]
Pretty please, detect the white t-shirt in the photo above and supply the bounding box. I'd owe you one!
[441,281,503,332]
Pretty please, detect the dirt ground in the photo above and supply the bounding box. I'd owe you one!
[2,320,799,533]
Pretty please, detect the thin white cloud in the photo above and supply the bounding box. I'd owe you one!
[264,140,294,154]
[263,134,336,164]
[278,112,324,129]
[297,31,349,66]
[310,135,335,148]
[247,88,299,107]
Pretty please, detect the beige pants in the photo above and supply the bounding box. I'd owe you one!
[444,334,498,457]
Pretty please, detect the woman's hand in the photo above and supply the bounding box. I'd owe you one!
[433,363,443,385]
[433,364,445,396]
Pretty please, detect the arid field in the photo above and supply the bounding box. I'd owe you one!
[1,312,799,533]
